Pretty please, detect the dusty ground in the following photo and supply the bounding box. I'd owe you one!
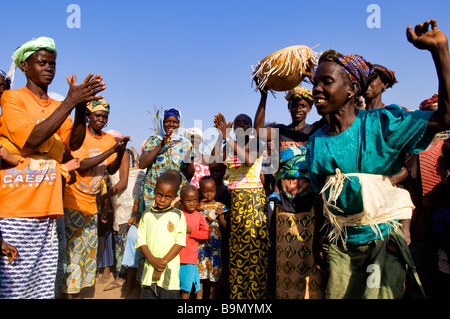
[66,272,141,299]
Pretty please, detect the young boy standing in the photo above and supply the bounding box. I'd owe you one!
[136,170,186,299]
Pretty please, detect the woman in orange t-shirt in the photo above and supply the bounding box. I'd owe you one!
[0,37,106,299]
[60,100,130,298]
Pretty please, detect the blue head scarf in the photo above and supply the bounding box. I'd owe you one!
[156,107,186,141]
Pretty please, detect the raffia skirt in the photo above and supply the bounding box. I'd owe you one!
[229,187,270,299]
[276,207,326,299]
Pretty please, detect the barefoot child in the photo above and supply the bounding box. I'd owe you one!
[197,176,228,299]
[179,185,209,299]
[136,170,187,299]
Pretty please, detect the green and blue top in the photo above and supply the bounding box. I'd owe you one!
[307,104,434,245]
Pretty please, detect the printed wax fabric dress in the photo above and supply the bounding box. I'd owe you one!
[198,202,229,283]
[141,136,194,208]
[275,144,326,299]
[225,145,270,299]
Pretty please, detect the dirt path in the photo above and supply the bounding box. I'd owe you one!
[75,274,141,299]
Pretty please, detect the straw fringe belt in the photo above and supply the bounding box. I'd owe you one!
[320,168,414,248]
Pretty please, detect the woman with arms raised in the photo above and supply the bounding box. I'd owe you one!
[61,100,129,298]
[308,19,450,299]
[0,36,105,299]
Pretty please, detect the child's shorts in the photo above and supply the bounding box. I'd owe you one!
[179,263,200,293]
[122,224,141,268]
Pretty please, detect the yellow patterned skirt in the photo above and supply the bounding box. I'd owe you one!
[61,208,98,294]
[276,207,326,299]
[229,187,270,299]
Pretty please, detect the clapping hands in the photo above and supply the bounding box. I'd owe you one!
[114,136,131,152]
[65,73,106,107]
[213,113,233,139]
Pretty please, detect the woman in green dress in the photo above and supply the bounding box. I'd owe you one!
[139,108,194,210]
[308,19,450,299]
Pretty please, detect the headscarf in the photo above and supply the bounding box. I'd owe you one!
[372,64,398,89]
[184,127,204,140]
[319,49,374,96]
[0,70,10,88]
[156,107,185,141]
[419,93,438,111]
[8,36,57,87]
[284,86,314,105]
[86,99,110,114]
[0,70,9,80]
[276,145,308,180]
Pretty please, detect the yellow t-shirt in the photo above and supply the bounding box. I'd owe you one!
[63,128,117,215]
[136,207,186,290]
[0,87,73,218]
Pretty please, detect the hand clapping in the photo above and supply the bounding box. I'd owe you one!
[65,73,106,107]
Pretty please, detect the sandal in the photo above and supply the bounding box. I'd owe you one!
[98,273,111,284]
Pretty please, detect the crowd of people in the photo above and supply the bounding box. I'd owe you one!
[0,18,450,300]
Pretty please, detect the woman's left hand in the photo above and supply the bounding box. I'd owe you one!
[114,136,131,152]
[407,19,448,51]
[214,113,233,139]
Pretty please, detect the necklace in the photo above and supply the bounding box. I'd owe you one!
[24,86,52,112]
[87,126,102,138]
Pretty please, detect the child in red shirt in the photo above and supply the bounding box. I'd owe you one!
[179,185,210,299]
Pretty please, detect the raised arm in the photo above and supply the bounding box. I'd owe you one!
[214,113,258,166]
[209,131,226,164]
[254,89,268,133]
[139,132,174,169]
[26,74,105,149]
[407,19,450,135]
[77,137,128,173]
[107,137,130,175]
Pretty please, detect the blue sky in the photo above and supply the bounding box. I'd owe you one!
[1,0,449,152]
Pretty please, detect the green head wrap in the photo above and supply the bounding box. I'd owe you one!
[8,36,57,87]
[86,100,110,114]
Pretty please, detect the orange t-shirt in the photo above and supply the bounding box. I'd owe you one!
[0,87,74,218]
[63,128,117,215]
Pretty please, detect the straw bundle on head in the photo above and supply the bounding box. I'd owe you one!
[252,45,319,92]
